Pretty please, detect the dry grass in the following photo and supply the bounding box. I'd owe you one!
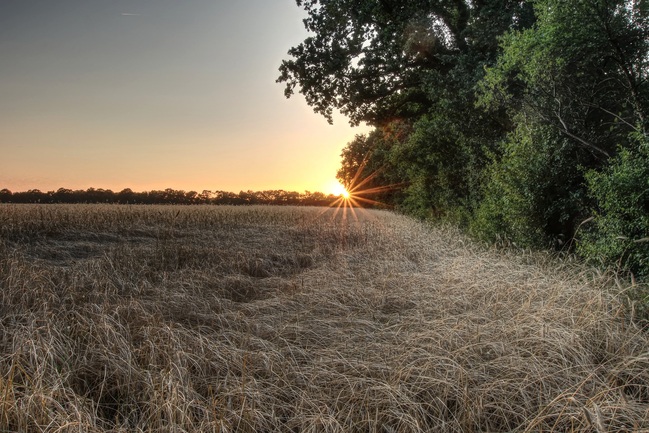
[0,203,647,432]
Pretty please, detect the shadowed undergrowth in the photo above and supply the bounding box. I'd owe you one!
[0,204,647,432]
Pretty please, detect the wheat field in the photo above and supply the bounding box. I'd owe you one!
[0,204,647,432]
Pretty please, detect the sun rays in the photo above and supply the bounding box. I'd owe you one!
[324,157,405,222]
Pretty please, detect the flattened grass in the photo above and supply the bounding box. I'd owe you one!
[0,204,647,432]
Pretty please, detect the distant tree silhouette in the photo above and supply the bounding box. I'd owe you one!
[0,187,344,206]
[0,189,12,202]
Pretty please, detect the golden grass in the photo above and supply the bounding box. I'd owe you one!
[0,203,647,432]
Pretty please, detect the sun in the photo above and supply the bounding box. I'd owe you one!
[330,181,350,199]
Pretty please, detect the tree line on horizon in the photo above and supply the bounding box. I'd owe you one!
[279,0,649,279]
[0,187,342,206]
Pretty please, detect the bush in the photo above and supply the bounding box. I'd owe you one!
[470,123,588,248]
[393,111,490,226]
[579,138,649,278]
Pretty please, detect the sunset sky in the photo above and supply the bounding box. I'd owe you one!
[0,0,369,194]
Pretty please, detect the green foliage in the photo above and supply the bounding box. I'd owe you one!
[394,110,488,224]
[579,138,649,277]
[471,122,588,248]
[480,0,648,151]
[336,121,410,206]
[283,0,533,223]
[474,0,649,263]
[279,0,532,125]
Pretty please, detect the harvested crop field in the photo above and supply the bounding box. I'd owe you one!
[1,204,648,432]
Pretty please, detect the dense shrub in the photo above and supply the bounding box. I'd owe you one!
[579,138,649,278]
[470,123,588,249]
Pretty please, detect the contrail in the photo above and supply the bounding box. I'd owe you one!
[121,13,141,16]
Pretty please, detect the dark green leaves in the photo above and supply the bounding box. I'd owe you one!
[278,0,529,125]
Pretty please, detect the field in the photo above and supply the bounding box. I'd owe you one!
[1,204,648,432]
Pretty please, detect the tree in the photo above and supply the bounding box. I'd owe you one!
[480,0,648,157]
[281,0,535,220]
[0,189,12,202]
[337,121,410,207]
[475,0,649,247]
[117,188,136,204]
[278,0,533,126]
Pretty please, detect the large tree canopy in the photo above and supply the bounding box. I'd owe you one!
[278,0,533,125]
[473,0,649,252]
[480,0,649,158]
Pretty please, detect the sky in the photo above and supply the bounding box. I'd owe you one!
[0,0,370,194]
